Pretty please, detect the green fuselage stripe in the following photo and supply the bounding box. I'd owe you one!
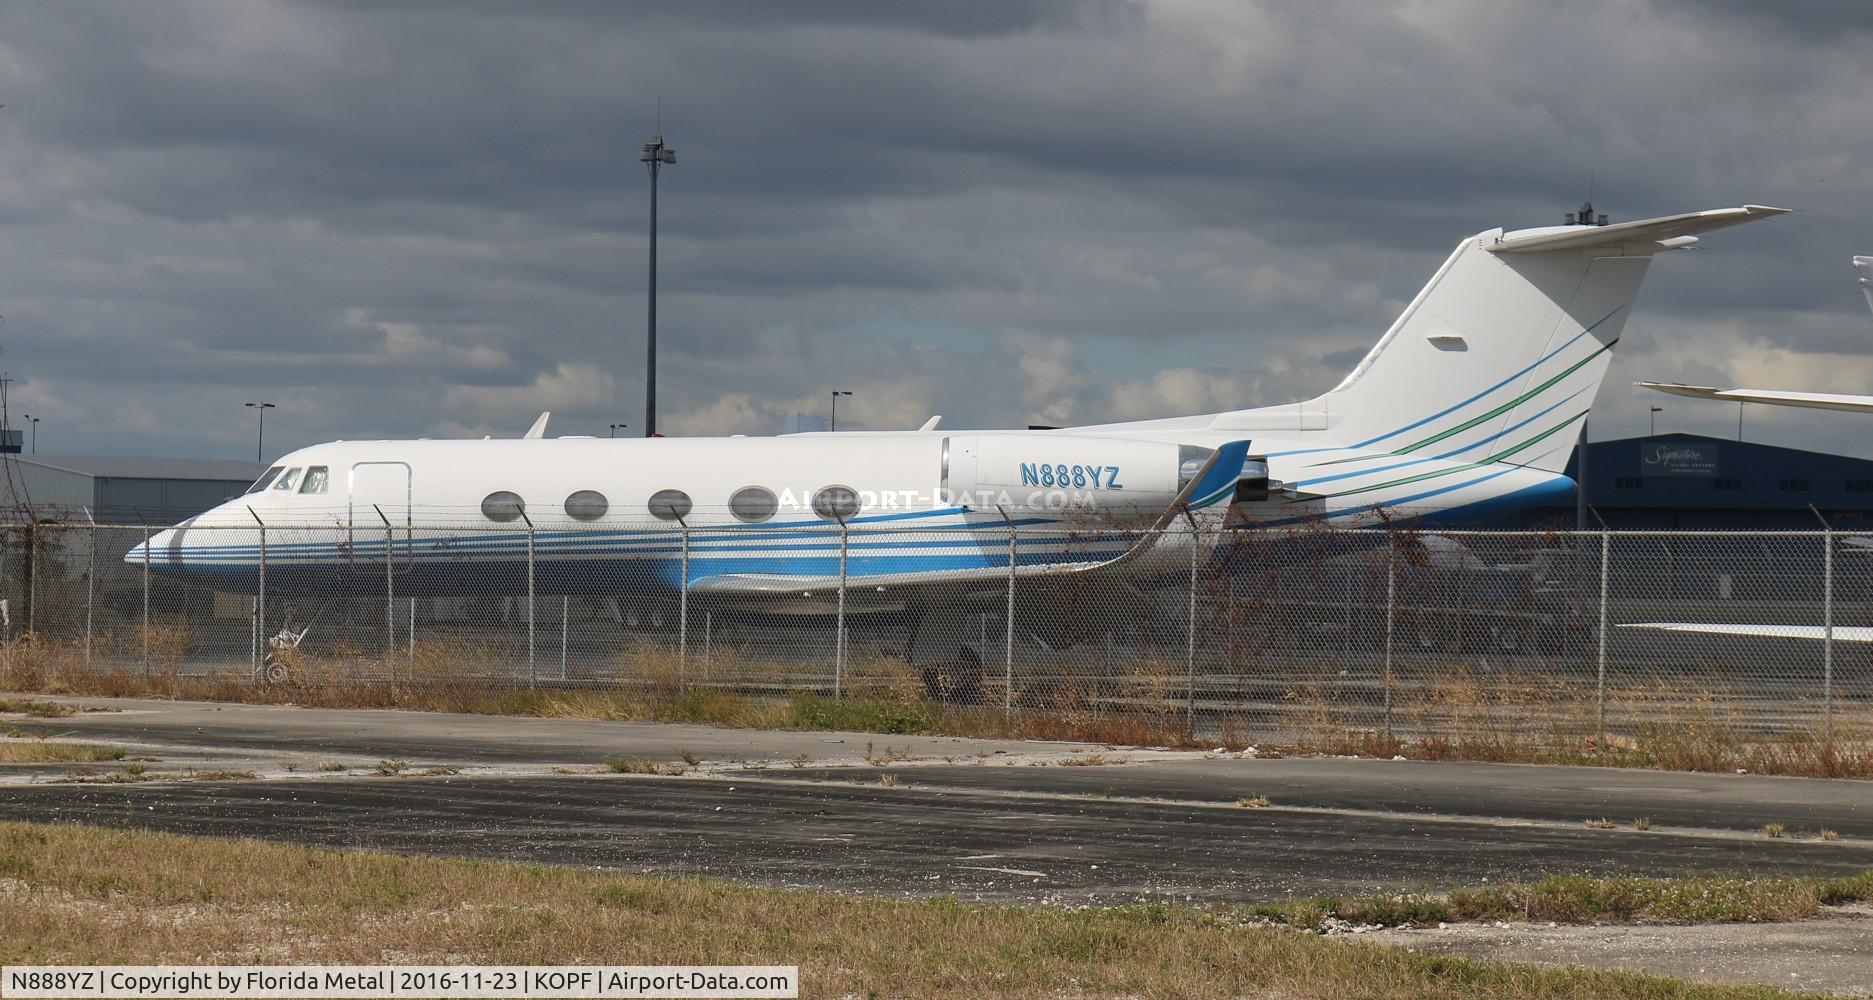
[1306,410,1588,502]
[1391,340,1615,455]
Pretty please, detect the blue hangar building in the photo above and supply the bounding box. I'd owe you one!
[1499,433,1873,531]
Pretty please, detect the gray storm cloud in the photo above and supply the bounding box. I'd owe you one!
[0,0,1868,458]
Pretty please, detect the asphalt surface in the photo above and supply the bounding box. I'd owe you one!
[12,696,1873,994]
[5,696,1873,905]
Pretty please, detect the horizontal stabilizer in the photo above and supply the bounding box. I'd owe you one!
[1636,382,1873,414]
[1619,622,1873,643]
[1490,205,1790,255]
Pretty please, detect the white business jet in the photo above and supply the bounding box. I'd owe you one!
[129,204,1787,666]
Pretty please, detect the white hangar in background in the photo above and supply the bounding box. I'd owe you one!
[0,455,266,524]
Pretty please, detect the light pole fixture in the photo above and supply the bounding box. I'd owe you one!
[244,401,276,462]
[21,414,36,454]
[829,390,852,432]
[641,132,676,438]
[1650,406,1662,436]
[609,422,629,438]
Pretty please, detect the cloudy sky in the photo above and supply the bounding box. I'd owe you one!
[1,1,1870,461]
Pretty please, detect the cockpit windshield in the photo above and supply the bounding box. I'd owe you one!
[246,467,284,494]
[273,467,303,492]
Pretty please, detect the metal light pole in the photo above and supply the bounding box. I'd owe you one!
[609,422,628,438]
[1650,406,1662,436]
[1737,401,1745,441]
[829,390,852,432]
[641,133,676,437]
[1575,418,1589,532]
[21,414,36,454]
[244,402,276,462]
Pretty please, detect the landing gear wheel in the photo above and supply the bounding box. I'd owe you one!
[951,646,985,707]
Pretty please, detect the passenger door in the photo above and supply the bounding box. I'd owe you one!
[349,462,413,569]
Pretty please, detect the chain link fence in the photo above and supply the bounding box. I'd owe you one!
[2,520,1868,747]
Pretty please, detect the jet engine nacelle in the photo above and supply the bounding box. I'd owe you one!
[942,432,1215,521]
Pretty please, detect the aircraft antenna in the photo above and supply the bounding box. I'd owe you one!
[1566,171,1609,227]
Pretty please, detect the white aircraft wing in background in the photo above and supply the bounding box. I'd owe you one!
[1619,536,1873,643]
[1636,255,1873,414]
[1635,382,1873,414]
[1619,622,1873,642]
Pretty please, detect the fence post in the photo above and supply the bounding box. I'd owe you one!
[1002,510,1016,722]
[408,596,415,669]
[835,519,848,699]
[679,523,690,691]
[25,521,34,638]
[85,518,97,665]
[1382,530,1396,741]
[561,595,569,681]
[141,524,151,680]
[1596,529,1609,753]
[524,514,536,690]
[1185,516,1200,740]
[1818,511,1835,742]
[377,506,394,689]
[247,509,267,681]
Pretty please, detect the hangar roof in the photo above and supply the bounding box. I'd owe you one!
[2,454,267,481]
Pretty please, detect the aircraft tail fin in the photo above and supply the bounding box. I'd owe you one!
[1290,206,1788,474]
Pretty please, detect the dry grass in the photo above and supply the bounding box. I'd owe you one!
[0,740,126,764]
[1252,871,1873,930]
[61,763,153,784]
[9,633,1873,780]
[1284,667,1873,780]
[0,822,1807,999]
[57,764,258,784]
[0,697,80,718]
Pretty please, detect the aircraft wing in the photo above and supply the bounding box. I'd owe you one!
[1636,382,1873,414]
[1489,205,1791,255]
[1618,622,1873,642]
[689,439,1254,596]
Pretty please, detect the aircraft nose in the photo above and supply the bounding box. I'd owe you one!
[123,527,180,568]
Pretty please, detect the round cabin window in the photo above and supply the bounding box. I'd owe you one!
[564,489,609,522]
[647,488,693,522]
[728,485,779,523]
[480,490,525,523]
[812,485,861,521]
